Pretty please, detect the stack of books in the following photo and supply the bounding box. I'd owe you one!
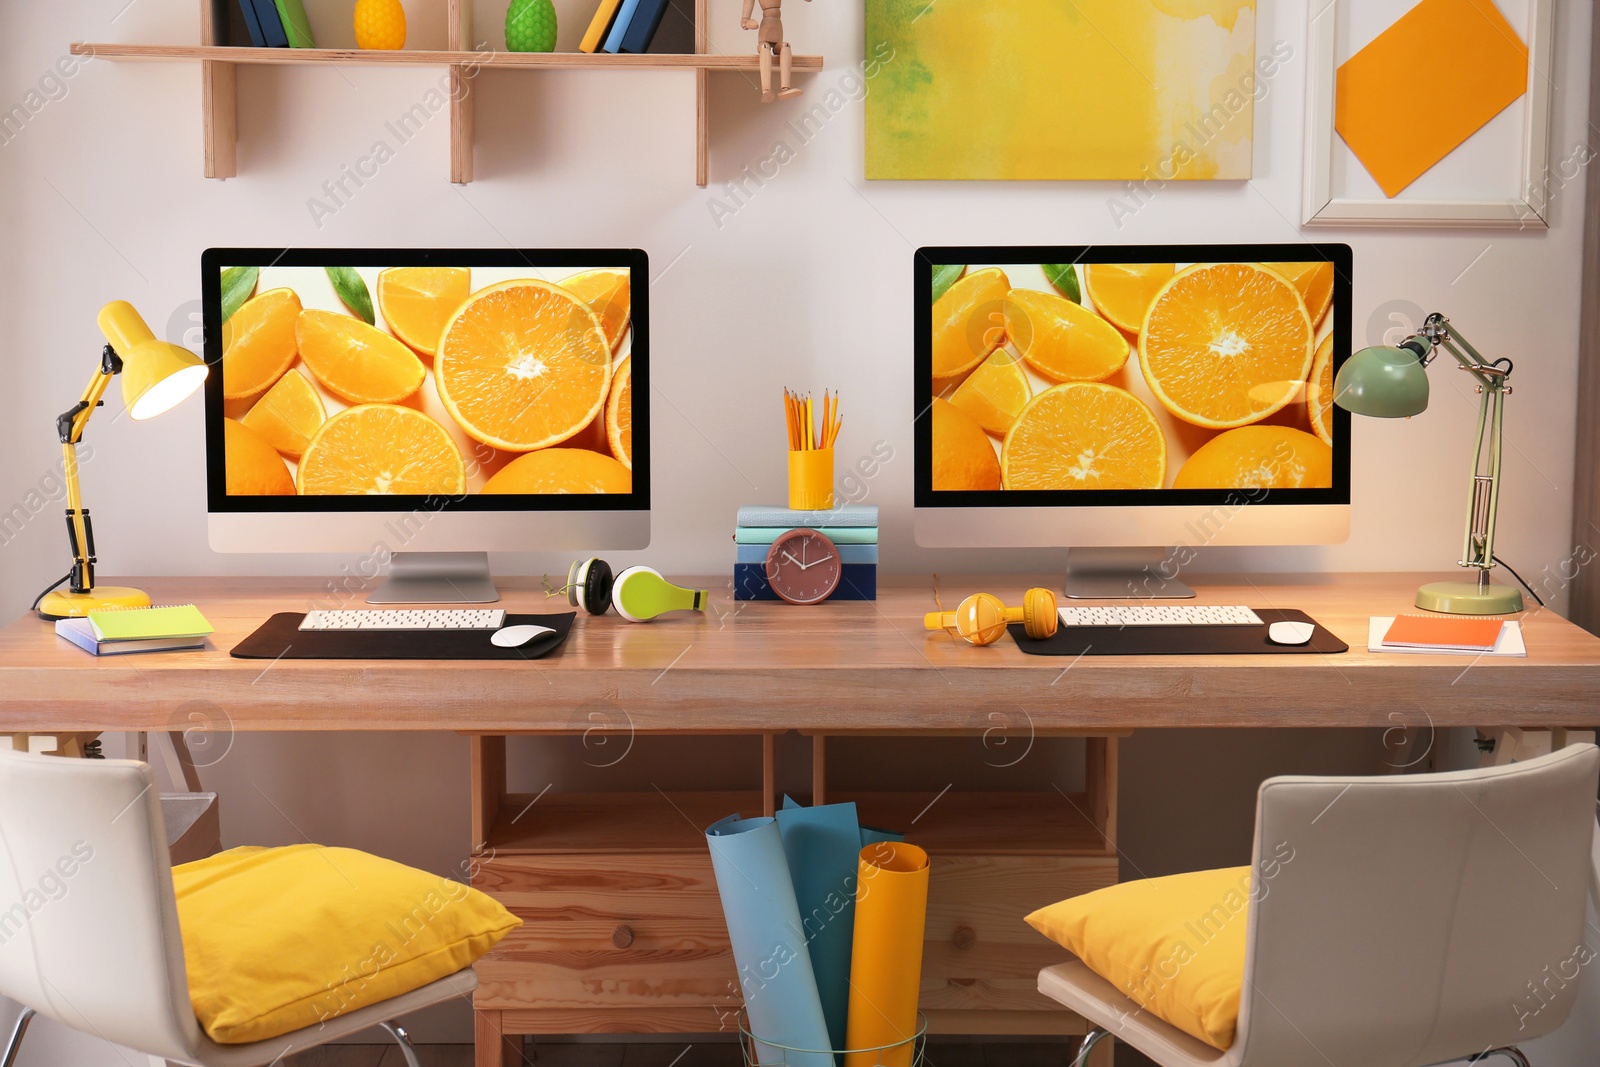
[579,0,691,53]
[734,505,878,601]
[229,0,315,48]
[55,604,214,656]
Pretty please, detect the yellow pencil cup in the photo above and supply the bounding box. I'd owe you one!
[788,448,835,511]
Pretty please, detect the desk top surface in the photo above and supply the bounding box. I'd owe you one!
[2,573,1596,732]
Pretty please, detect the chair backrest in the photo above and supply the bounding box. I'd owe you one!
[0,749,203,1062]
[1233,744,1600,1067]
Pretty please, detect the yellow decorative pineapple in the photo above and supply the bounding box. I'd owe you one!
[354,0,406,49]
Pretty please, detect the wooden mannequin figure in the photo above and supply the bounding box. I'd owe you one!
[741,0,810,102]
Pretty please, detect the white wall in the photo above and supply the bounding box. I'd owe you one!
[1,0,1596,1062]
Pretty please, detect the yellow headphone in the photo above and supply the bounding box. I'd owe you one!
[924,588,1058,646]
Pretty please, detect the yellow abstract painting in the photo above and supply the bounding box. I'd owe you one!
[865,0,1261,181]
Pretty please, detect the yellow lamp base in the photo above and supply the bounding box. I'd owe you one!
[38,586,151,621]
[1415,580,1523,615]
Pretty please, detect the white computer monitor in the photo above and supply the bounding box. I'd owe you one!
[913,243,1352,597]
[203,247,648,603]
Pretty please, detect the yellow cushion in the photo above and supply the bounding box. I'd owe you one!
[1025,866,1251,1050]
[173,844,520,1044]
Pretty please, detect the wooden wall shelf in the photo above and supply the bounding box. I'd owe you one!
[71,0,823,185]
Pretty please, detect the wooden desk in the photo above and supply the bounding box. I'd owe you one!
[4,572,1597,1067]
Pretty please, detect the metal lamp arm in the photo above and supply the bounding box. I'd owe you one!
[53,344,122,595]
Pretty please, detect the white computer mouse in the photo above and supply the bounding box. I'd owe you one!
[1267,620,1316,646]
[490,624,557,648]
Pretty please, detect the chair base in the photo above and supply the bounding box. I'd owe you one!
[2,1008,35,1067]
[1073,1028,1109,1067]
[380,1021,422,1067]
[1465,1049,1530,1067]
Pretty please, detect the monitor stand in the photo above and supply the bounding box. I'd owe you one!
[1064,547,1196,600]
[366,551,500,604]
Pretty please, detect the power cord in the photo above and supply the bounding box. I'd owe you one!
[30,572,71,613]
[1492,555,1544,608]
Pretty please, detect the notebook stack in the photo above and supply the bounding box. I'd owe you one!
[734,505,878,601]
[55,604,214,656]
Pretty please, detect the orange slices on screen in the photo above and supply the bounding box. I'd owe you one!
[948,349,1030,436]
[1139,263,1313,430]
[297,309,427,404]
[298,404,465,496]
[1004,288,1129,383]
[1307,334,1334,446]
[223,289,301,400]
[377,267,471,357]
[481,448,633,494]
[561,269,632,353]
[223,418,295,495]
[931,397,1001,491]
[1001,383,1165,491]
[1275,261,1335,326]
[436,280,613,452]
[1172,426,1333,490]
[932,268,1010,385]
[1083,263,1176,334]
[606,354,633,470]
[240,368,325,459]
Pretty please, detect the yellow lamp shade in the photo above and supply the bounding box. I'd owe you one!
[98,300,208,420]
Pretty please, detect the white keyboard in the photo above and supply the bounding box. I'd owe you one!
[299,609,507,631]
[1057,605,1264,627]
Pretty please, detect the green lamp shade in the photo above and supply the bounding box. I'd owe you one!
[97,300,209,420]
[1333,344,1430,418]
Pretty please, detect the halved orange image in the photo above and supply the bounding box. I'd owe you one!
[1004,288,1129,383]
[561,269,632,353]
[223,288,301,400]
[1307,334,1334,446]
[932,268,1010,385]
[1139,263,1313,430]
[1173,426,1332,489]
[607,354,633,470]
[240,368,325,459]
[297,309,427,404]
[436,280,613,452]
[1083,263,1176,334]
[224,418,295,495]
[1002,383,1165,491]
[298,404,465,495]
[377,266,471,357]
[481,448,632,494]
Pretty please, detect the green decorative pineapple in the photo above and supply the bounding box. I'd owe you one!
[506,0,557,52]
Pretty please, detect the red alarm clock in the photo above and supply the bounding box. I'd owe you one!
[764,528,843,605]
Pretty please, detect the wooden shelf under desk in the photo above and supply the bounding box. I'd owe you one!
[484,790,762,854]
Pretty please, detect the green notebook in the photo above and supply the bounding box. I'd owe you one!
[89,604,214,642]
[274,0,315,47]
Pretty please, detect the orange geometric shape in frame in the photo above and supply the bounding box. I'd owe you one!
[1335,0,1528,198]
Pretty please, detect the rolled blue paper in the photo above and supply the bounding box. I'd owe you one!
[707,814,834,1067]
[775,800,862,1054]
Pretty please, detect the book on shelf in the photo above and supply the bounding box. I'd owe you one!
[644,0,696,53]
[619,0,672,52]
[601,0,647,53]
[55,618,207,657]
[234,0,266,46]
[580,0,626,52]
[274,0,316,47]
[250,0,289,46]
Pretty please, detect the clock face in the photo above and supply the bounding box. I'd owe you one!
[764,529,843,605]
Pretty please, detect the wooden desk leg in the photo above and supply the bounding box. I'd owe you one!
[471,735,507,851]
[475,1007,521,1067]
[762,733,777,817]
[812,733,826,805]
[1085,737,1118,854]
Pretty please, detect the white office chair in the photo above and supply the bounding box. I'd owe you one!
[0,748,477,1067]
[1043,744,1600,1067]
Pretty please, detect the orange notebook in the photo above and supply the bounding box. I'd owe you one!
[1382,613,1505,652]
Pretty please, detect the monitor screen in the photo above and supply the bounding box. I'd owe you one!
[914,244,1351,509]
[202,248,647,514]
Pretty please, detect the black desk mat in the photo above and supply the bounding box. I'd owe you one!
[231,612,575,660]
[1009,608,1347,656]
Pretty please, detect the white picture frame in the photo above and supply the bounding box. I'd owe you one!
[1301,0,1554,228]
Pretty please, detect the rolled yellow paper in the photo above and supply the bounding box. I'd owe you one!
[844,841,929,1067]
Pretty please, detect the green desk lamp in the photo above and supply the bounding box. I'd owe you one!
[1334,312,1522,615]
[36,301,209,620]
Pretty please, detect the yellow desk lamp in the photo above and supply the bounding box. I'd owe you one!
[35,301,208,620]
